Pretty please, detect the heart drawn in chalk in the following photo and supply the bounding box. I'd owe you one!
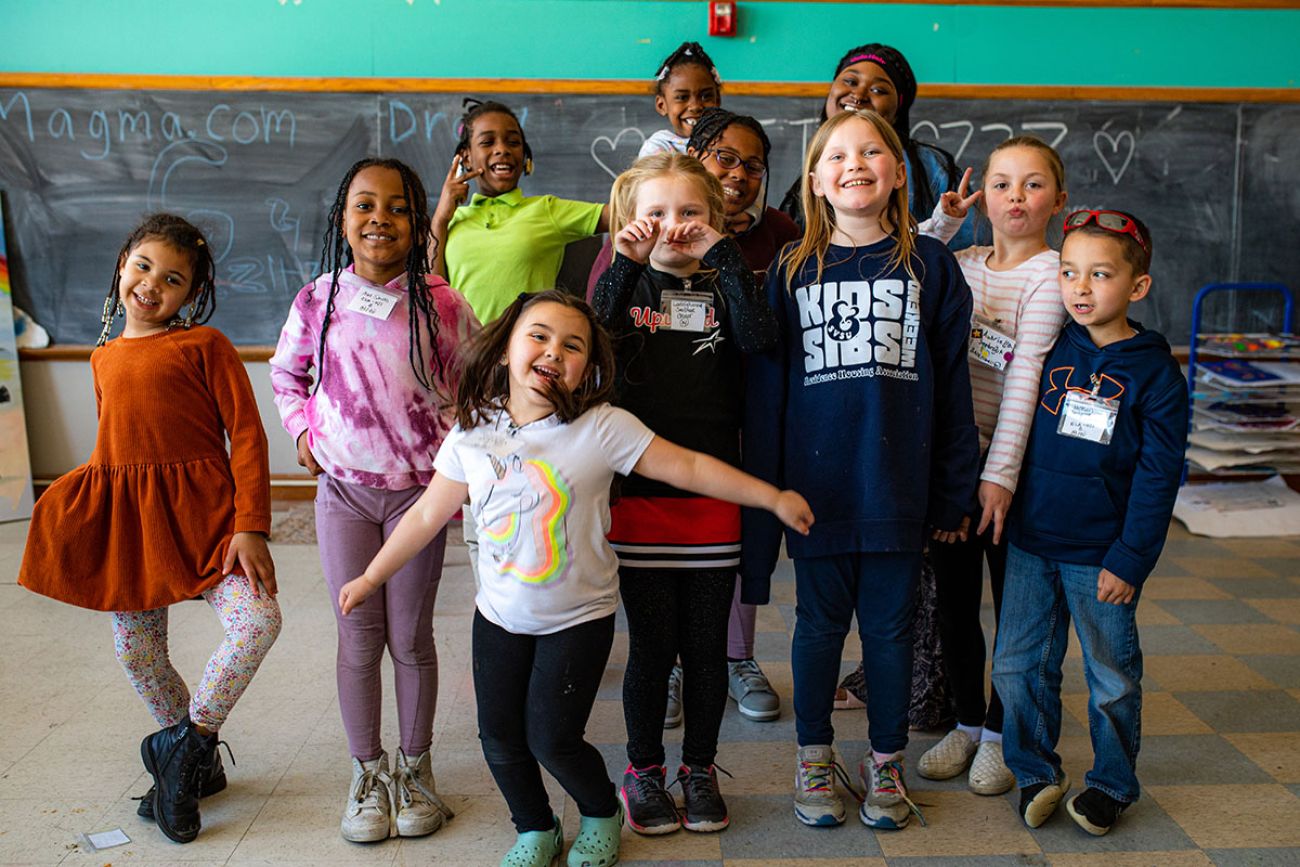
[590,127,647,179]
[1093,127,1136,185]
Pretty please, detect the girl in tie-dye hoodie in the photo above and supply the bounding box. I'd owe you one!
[269,158,477,844]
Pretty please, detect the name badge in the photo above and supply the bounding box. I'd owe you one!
[660,290,713,333]
[1058,391,1119,445]
[969,315,1016,371]
[346,287,401,320]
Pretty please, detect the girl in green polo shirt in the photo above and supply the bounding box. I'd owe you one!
[433,99,610,324]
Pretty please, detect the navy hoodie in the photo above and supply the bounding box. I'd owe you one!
[1010,320,1188,587]
[739,235,981,604]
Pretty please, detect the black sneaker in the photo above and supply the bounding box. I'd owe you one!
[1067,786,1127,836]
[137,739,231,820]
[619,764,680,835]
[1019,771,1070,828]
[675,763,731,832]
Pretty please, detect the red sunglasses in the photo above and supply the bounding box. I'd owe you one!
[1064,209,1148,252]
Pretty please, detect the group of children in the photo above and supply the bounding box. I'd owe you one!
[16,36,1188,867]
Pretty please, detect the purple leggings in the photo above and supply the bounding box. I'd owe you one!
[316,474,447,761]
[728,577,758,659]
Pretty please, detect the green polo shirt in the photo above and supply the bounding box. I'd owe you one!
[446,189,603,324]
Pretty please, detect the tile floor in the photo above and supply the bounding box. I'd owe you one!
[0,515,1297,866]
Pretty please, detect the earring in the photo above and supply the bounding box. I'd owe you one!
[524,157,533,176]
[182,302,196,328]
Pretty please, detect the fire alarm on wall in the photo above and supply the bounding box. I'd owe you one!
[709,1,736,37]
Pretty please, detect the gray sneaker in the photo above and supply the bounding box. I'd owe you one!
[727,659,781,722]
[793,745,846,826]
[858,752,923,831]
[341,752,394,842]
[664,665,683,729]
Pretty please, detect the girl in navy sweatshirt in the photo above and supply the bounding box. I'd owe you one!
[741,109,980,832]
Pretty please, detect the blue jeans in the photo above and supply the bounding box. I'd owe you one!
[992,544,1143,804]
[792,552,921,753]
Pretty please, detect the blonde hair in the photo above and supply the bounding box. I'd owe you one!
[609,152,726,237]
[779,109,918,292]
[982,135,1066,194]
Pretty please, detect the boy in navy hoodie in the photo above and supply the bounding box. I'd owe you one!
[991,210,1188,837]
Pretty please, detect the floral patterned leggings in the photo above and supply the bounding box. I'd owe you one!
[112,573,282,730]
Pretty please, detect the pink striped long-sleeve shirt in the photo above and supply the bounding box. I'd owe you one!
[269,267,479,491]
[956,246,1066,493]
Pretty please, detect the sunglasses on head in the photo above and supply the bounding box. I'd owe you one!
[1064,209,1148,252]
[707,148,767,179]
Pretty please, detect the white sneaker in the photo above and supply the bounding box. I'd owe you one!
[968,740,1015,796]
[664,665,684,729]
[858,752,922,831]
[793,744,846,827]
[394,747,456,837]
[341,752,394,842]
[917,729,978,780]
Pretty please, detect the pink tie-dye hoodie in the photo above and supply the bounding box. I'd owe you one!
[270,267,479,491]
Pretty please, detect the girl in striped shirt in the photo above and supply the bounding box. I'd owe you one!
[918,136,1070,796]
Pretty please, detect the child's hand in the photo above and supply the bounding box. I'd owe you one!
[223,532,277,597]
[931,515,971,545]
[614,217,660,264]
[976,480,1013,545]
[437,154,481,218]
[939,167,983,220]
[338,574,381,616]
[662,220,724,261]
[1097,568,1136,605]
[774,490,815,536]
[296,431,323,476]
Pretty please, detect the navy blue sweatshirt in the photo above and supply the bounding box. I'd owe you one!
[739,235,980,604]
[1010,320,1188,587]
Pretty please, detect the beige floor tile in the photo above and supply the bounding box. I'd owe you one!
[392,795,522,867]
[588,805,722,862]
[1136,601,1182,626]
[873,788,1040,857]
[0,798,111,864]
[1224,732,1300,783]
[1143,655,1277,691]
[1063,691,1213,736]
[1148,783,1300,848]
[1169,557,1279,579]
[1049,853,1212,866]
[87,793,266,862]
[769,581,796,605]
[1246,597,1300,625]
[1193,623,1300,655]
[713,740,798,796]
[1141,577,1232,600]
[228,793,400,863]
[755,603,788,632]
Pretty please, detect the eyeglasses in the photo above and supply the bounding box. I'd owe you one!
[1064,209,1148,252]
[707,148,767,179]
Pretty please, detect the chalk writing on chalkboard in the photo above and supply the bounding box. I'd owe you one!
[0,88,1295,346]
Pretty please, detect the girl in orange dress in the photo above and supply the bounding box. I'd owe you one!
[18,214,280,845]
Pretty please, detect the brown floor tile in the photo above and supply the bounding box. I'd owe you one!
[1143,577,1233,600]
[1215,538,1300,559]
[1144,655,1277,692]
[726,860,887,867]
[873,788,1040,858]
[1246,598,1300,625]
[1170,557,1279,579]
[1192,623,1300,655]
[1148,783,1300,848]
[1137,601,1183,626]
[1224,732,1300,783]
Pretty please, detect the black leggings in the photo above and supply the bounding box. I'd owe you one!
[473,610,618,833]
[929,523,1007,733]
[620,567,735,768]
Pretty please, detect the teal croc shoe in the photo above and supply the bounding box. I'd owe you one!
[501,817,563,867]
[567,804,623,867]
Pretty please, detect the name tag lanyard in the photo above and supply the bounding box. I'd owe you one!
[1057,373,1120,445]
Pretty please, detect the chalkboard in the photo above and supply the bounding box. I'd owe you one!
[1,86,1296,345]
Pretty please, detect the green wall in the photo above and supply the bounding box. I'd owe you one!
[2,0,1297,89]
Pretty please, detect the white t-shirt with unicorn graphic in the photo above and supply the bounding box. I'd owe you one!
[434,404,654,635]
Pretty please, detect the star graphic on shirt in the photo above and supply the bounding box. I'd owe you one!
[692,329,726,355]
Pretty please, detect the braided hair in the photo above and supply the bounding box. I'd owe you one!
[455,98,533,172]
[686,107,771,163]
[309,157,443,394]
[97,213,217,346]
[653,41,722,94]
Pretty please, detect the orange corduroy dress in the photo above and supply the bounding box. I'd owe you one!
[19,326,271,612]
